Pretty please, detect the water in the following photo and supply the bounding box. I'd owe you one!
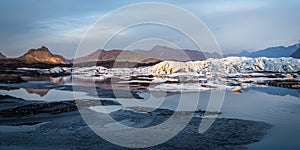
[0,78,299,149]
[0,88,97,101]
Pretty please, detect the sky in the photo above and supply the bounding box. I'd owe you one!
[0,0,300,58]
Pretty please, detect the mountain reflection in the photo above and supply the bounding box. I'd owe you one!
[25,88,50,97]
[20,75,71,84]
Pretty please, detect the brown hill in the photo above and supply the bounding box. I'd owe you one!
[19,46,68,64]
[135,45,222,61]
[73,49,161,64]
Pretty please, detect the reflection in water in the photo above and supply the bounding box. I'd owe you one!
[0,88,97,101]
[244,86,300,98]
[50,76,71,84]
[0,79,300,149]
[20,75,72,85]
[25,88,50,97]
[72,77,148,90]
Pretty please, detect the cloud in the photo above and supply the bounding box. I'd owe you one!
[182,0,300,53]
[0,0,299,58]
[0,0,124,58]
[185,0,268,14]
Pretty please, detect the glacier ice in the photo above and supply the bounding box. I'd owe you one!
[22,57,297,92]
[17,67,71,75]
[151,57,300,75]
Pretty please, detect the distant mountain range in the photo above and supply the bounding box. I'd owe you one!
[291,48,300,59]
[0,52,6,58]
[226,43,299,58]
[1,43,299,69]
[135,45,222,61]
[73,45,222,65]
[73,49,162,68]
[73,49,160,63]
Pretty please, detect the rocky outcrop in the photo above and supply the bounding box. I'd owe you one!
[19,46,68,64]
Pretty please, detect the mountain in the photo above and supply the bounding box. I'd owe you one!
[1,46,71,70]
[0,52,6,58]
[73,49,162,68]
[74,49,160,63]
[135,45,222,61]
[19,46,69,64]
[290,48,300,58]
[227,44,298,58]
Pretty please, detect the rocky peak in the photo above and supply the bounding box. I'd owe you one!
[20,46,68,64]
[38,46,50,51]
[27,46,50,53]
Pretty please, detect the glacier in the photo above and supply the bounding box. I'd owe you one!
[151,57,300,75]
[16,57,299,92]
[69,57,300,91]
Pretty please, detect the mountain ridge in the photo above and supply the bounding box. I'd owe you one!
[72,49,162,68]
[226,44,299,58]
[134,45,222,61]
[73,49,161,63]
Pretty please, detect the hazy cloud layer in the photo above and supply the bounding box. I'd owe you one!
[0,0,299,58]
